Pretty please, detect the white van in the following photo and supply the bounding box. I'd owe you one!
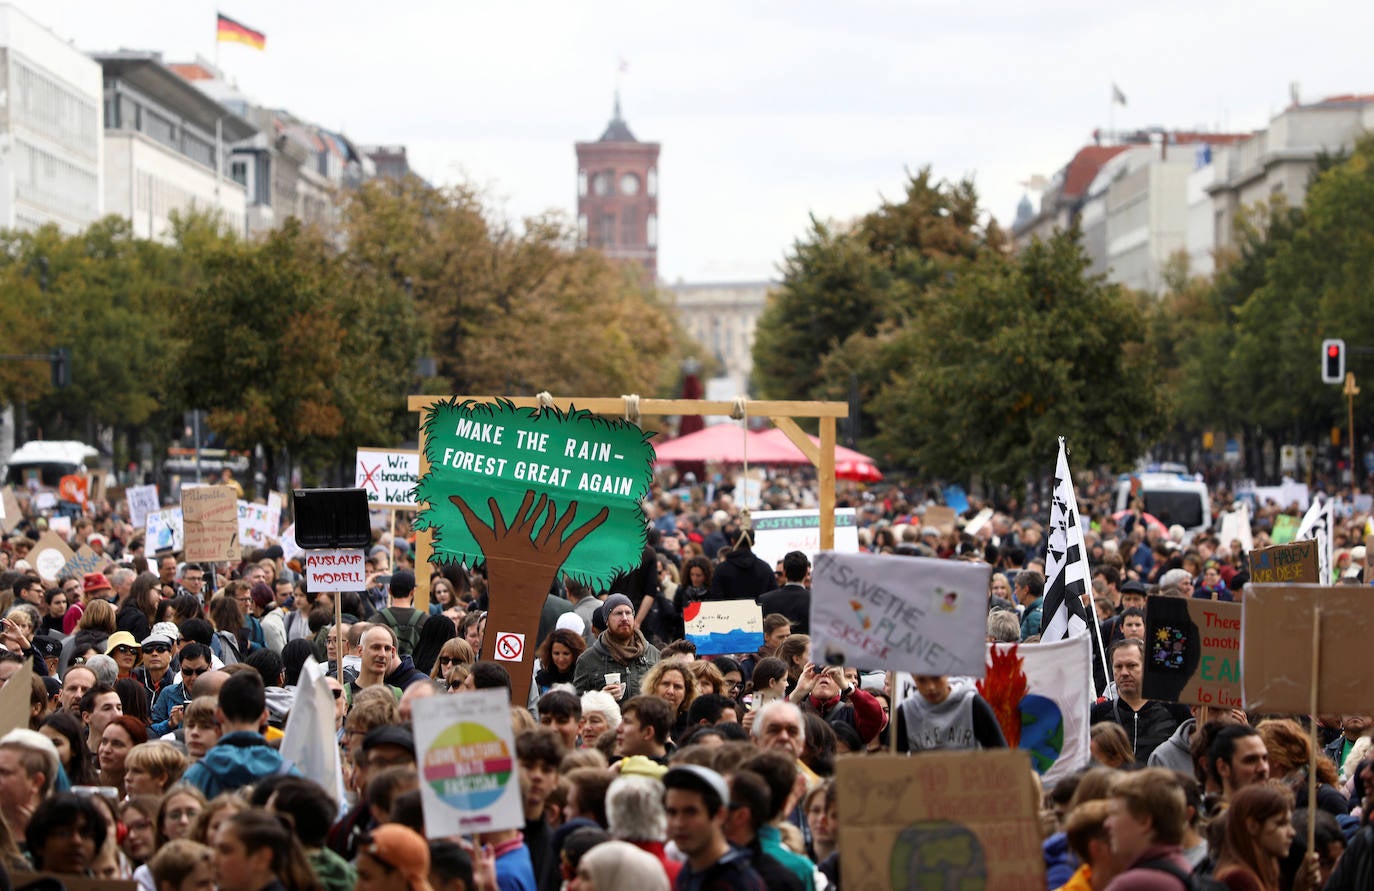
[1114,470,1212,536]
[2,441,98,490]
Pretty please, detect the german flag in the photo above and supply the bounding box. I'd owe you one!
[216,13,265,50]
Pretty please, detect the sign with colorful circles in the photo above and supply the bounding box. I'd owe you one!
[413,688,523,836]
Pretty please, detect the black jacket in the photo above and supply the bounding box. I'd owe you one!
[1090,697,1192,763]
[757,584,810,634]
[708,549,776,601]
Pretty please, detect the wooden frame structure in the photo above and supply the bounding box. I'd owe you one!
[405,395,849,609]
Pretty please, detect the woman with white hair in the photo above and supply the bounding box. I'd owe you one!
[606,776,678,884]
[578,690,620,749]
[577,839,668,891]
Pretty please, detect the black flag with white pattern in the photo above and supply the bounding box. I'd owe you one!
[1041,437,1091,640]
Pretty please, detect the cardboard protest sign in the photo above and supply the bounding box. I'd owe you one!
[356,448,420,509]
[0,660,32,737]
[48,515,72,539]
[1142,596,1242,709]
[238,494,282,549]
[979,636,1092,788]
[146,508,184,554]
[305,549,366,593]
[414,687,523,837]
[1218,504,1254,553]
[684,599,764,655]
[29,531,74,583]
[1242,583,1374,714]
[965,507,995,537]
[810,551,990,677]
[751,508,859,569]
[1249,540,1319,584]
[125,484,159,528]
[924,505,958,535]
[1271,514,1300,545]
[415,399,654,703]
[837,750,1045,891]
[181,485,240,562]
[0,489,19,533]
[280,523,303,563]
[58,474,88,506]
[32,492,56,511]
[66,545,104,581]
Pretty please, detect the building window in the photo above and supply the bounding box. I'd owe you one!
[593,171,614,196]
[230,161,248,186]
[599,213,615,246]
[577,213,588,244]
[647,168,657,197]
[647,213,657,248]
[578,169,588,197]
[621,207,637,246]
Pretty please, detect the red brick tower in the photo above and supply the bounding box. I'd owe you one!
[575,94,659,281]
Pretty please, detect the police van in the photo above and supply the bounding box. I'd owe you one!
[1114,466,1211,536]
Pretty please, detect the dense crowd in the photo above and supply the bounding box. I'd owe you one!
[0,472,1368,891]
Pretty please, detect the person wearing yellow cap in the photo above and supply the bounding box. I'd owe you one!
[356,824,434,891]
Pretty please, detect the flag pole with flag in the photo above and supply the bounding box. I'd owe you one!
[1294,494,1334,585]
[216,12,265,73]
[1040,437,1111,684]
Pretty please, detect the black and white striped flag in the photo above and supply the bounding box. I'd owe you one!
[1041,437,1091,640]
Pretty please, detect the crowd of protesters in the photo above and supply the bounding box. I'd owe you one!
[0,468,1365,891]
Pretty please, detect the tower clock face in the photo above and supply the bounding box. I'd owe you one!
[592,172,614,196]
[619,173,641,196]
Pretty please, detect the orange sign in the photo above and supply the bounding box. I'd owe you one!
[58,474,88,506]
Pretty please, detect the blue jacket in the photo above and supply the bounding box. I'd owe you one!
[149,682,191,737]
[182,731,295,799]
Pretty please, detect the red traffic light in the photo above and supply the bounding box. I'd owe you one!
[1329,345,1341,358]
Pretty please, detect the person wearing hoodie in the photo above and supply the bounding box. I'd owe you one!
[244,648,294,728]
[1148,706,1247,776]
[706,530,777,600]
[895,675,1007,753]
[182,670,296,798]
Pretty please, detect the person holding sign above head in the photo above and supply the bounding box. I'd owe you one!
[1090,639,1191,763]
[894,675,1006,754]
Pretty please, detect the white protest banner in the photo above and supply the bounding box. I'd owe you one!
[280,658,346,807]
[181,485,240,562]
[1217,503,1253,553]
[125,485,160,529]
[752,508,859,570]
[810,551,990,676]
[238,494,283,549]
[414,687,523,837]
[355,448,420,509]
[305,549,366,592]
[979,636,1092,789]
[146,508,184,554]
[280,524,303,563]
[684,599,764,656]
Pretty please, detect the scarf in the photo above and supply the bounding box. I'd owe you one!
[601,627,648,665]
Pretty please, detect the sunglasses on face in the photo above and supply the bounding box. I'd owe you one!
[180,666,207,678]
[113,646,137,656]
[440,656,458,666]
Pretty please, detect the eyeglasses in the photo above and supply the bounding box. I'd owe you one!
[180,666,208,678]
[142,645,170,654]
[608,609,635,619]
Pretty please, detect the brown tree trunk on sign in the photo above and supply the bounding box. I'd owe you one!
[450,492,607,705]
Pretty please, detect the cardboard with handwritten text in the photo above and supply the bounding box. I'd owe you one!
[125,484,160,528]
[810,551,990,677]
[30,531,75,583]
[305,549,366,593]
[836,750,1044,891]
[1242,583,1374,714]
[924,505,958,535]
[238,493,283,549]
[1142,596,1242,708]
[684,599,764,655]
[66,545,104,580]
[146,507,184,554]
[751,508,859,570]
[1248,540,1319,584]
[356,448,420,509]
[414,399,655,703]
[181,485,240,562]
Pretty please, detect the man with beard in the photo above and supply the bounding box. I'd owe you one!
[572,594,660,702]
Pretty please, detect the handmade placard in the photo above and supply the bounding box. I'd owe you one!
[356,448,420,509]
[65,545,104,580]
[979,636,1092,788]
[413,687,522,837]
[1242,583,1373,714]
[415,399,654,702]
[809,552,990,677]
[924,505,958,535]
[305,549,366,593]
[125,484,159,528]
[837,750,1045,891]
[751,508,859,570]
[146,508,184,554]
[29,532,74,583]
[238,494,282,549]
[0,489,19,533]
[684,599,764,655]
[181,485,240,562]
[1142,596,1242,708]
[1248,540,1319,584]
[0,661,32,737]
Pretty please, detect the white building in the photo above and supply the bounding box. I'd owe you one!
[0,4,102,232]
[663,281,771,396]
[96,52,252,241]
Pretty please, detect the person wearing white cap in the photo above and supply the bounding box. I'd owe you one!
[662,764,765,891]
[0,728,59,836]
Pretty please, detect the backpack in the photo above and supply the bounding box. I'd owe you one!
[376,607,425,656]
[1138,856,1227,891]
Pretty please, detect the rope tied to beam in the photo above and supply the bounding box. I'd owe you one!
[535,391,555,412]
[732,396,752,540]
[621,394,641,426]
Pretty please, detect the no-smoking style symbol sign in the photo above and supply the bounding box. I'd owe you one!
[494,632,525,662]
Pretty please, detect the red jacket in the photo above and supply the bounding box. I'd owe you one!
[808,687,887,744]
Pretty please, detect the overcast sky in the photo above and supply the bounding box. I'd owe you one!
[30,1,1374,283]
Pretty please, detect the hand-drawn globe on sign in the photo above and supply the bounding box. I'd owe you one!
[889,820,987,891]
[422,721,514,810]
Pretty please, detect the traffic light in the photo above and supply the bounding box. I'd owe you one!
[49,347,70,389]
[1322,339,1345,384]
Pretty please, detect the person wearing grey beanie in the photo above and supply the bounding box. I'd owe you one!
[572,593,660,701]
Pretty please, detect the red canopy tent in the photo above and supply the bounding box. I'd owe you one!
[652,424,803,465]
[751,429,884,482]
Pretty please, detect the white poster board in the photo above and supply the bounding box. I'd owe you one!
[146,508,184,554]
[809,551,990,677]
[752,508,860,570]
[304,549,366,592]
[237,493,283,549]
[355,448,420,509]
[125,485,160,529]
[413,688,523,837]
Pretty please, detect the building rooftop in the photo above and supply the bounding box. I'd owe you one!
[96,51,256,142]
[597,93,637,143]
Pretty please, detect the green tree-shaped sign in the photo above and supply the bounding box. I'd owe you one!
[415,399,654,699]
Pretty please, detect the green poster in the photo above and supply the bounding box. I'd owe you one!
[1271,513,1299,545]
